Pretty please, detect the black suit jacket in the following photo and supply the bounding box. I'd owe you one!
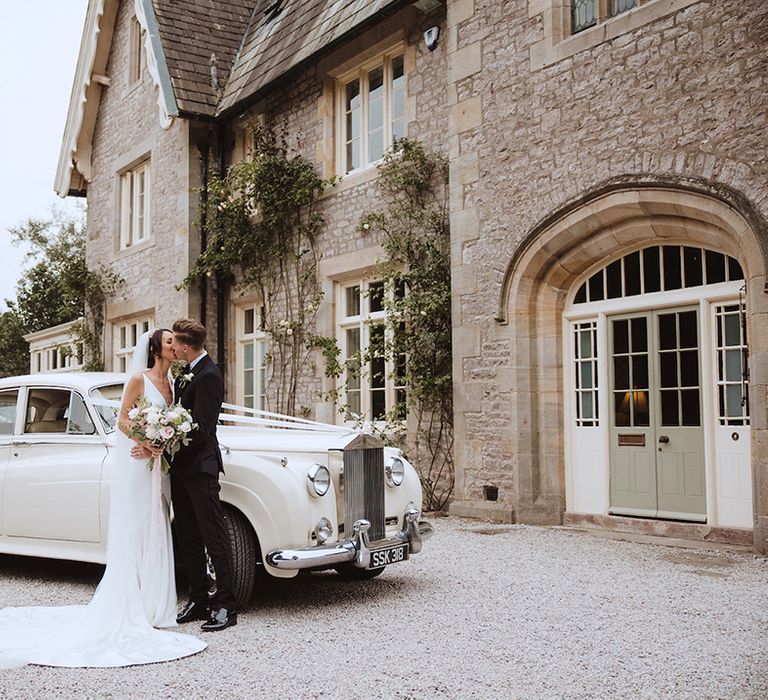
[172,354,224,477]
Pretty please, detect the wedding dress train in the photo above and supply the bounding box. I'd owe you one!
[0,370,207,667]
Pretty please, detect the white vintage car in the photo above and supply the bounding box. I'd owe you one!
[0,373,433,608]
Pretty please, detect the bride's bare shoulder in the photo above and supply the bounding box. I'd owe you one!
[126,373,146,390]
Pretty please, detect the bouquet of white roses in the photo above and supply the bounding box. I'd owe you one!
[126,397,197,473]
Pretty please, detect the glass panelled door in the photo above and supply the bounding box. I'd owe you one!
[609,307,706,521]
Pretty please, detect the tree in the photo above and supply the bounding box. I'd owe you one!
[0,311,30,377]
[6,208,121,371]
[10,210,88,333]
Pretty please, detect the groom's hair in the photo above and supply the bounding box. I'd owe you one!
[173,319,206,350]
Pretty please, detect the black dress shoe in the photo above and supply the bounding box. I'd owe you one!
[176,600,210,624]
[201,607,237,632]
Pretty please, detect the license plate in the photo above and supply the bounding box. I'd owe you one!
[369,543,409,569]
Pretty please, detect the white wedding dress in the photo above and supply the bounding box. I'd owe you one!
[0,336,206,667]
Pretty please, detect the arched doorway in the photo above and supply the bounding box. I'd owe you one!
[497,181,768,548]
[564,243,751,527]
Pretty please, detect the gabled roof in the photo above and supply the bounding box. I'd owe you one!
[217,0,407,115]
[153,0,255,116]
[56,0,415,196]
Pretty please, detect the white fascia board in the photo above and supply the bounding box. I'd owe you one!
[134,0,178,129]
[54,0,106,198]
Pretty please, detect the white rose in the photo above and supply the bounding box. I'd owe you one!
[145,426,160,441]
[128,408,140,420]
[179,421,192,433]
[160,426,175,440]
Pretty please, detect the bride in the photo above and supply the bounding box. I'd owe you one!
[0,329,206,667]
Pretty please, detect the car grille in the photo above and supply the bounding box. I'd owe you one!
[341,434,385,541]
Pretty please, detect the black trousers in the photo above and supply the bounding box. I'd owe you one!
[171,472,237,611]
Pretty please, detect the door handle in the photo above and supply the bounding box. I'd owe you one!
[11,440,31,446]
[658,435,670,444]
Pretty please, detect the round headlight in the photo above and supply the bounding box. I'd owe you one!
[385,456,405,487]
[314,517,333,544]
[307,463,331,497]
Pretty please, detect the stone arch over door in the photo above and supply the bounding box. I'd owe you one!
[496,180,768,552]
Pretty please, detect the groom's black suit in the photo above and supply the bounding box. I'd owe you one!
[171,353,236,612]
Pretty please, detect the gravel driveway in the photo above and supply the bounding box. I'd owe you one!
[0,517,766,699]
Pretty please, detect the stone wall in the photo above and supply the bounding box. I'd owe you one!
[87,0,193,367]
[220,8,450,420]
[445,0,768,538]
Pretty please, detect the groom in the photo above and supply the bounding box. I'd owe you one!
[135,318,237,631]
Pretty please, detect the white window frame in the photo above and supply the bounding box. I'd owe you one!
[235,304,267,411]
[119,159,151,250]
[113,317,152,372]
[336,47,406,176]
[336,279,406,424]
[128,16,144,85]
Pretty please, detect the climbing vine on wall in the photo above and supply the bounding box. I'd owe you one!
[358,138,454,510]
[182,128,328,416]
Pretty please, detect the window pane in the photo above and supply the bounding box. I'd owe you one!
[0,390,18,434]
[660,353,677,388]
[244,342,254,370]
[572,0,597,32]
[632,355,648,390]
[658,314,677,351]
[724,314,740,346]
[68,393,96,435]
[606,260,622,298]
[705,250,726,284]
[663,246,682,290]
[244,369,254,396]
[612,0,636,17]
[725,384,743,418]
[634,391,649,427]
[25,389,71,434]
[244,308,254,335]
[727,257,744,281]
[345,285,361,317]
[643,246,661,293]
[679,350,698,387]
[581,392,594,420]
[580,362,593,390]
[613,319,628,354]
[368,66,385,162]
[624,252,641,296]
[613,356,630,390]
[588,272,604,301]
[630,317,647,352]
[614,392,630,426]
[371,389,386,420]
[678,311,697,349]
[725,349,742,382]
[574,284,587,304]
[660,390,679,426]
[369,281,385,313]
[683,247,703,287]
[680,389,700,426]
[579,329,592,359]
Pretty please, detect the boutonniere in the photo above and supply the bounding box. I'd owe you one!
[171,359,194,388]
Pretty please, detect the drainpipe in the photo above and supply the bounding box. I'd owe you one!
[198,132,210,329]
[215,122,229,375]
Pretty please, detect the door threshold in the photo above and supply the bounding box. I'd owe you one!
[563,512,754,550]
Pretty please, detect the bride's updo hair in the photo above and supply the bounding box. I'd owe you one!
[147,328,172,368]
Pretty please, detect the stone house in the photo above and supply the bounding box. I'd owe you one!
[55,0,768,551]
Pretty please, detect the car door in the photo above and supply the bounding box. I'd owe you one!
[0,388,21,535]
[3,386,108,543]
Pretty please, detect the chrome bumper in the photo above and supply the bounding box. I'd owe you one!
[266,507,434,571]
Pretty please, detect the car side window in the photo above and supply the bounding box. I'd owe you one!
[0,389,19,435]
[24,388,96,436]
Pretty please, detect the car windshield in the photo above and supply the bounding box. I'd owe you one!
[89,383,124,432]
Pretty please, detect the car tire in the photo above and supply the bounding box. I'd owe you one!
[223,504,258,609]
[334,564,386,580]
